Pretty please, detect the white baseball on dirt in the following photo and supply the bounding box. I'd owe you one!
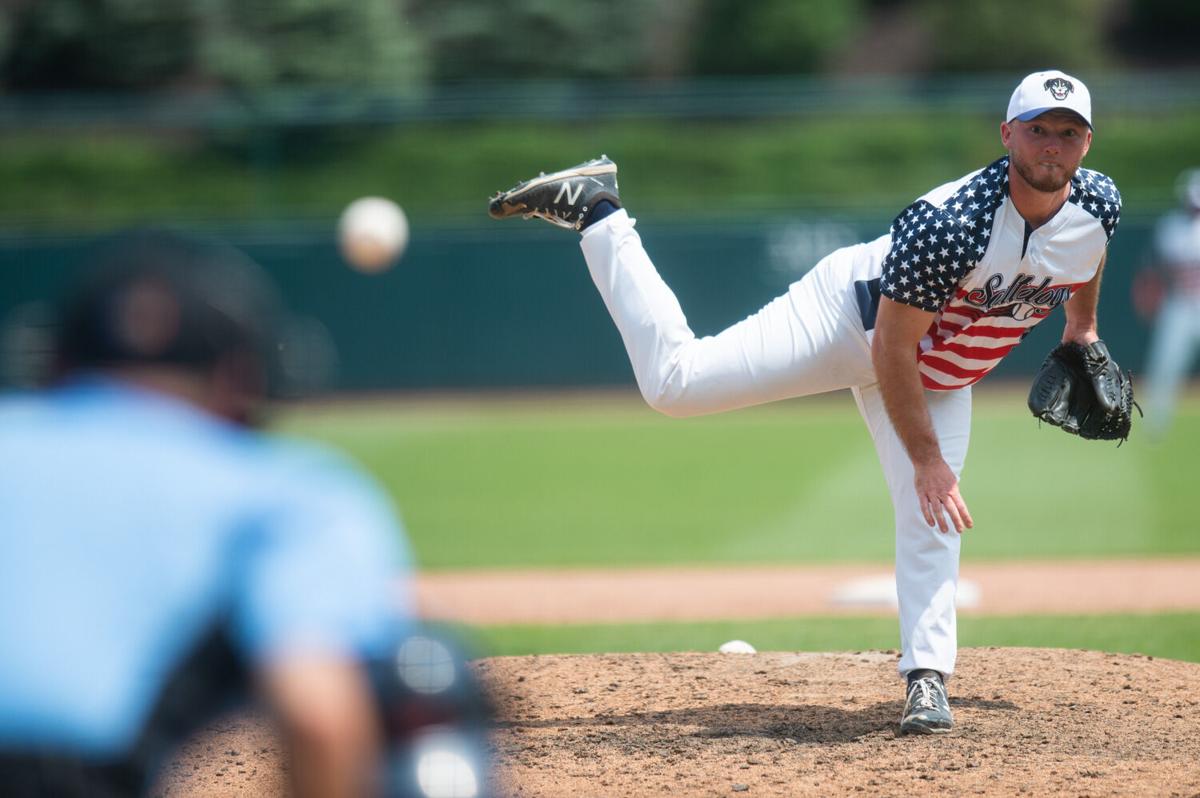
[338,196,409,273]
[718,639,756,655]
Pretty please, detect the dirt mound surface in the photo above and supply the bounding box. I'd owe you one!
[484,647,1200,797]
[156,647,1200,796]
[152,714,286,797]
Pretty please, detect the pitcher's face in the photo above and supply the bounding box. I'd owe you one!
[1001,110,1092,193]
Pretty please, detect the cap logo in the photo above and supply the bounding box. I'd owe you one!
[1043,77,1074,101]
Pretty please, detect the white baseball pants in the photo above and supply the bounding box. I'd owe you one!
[580,210,970,679]
[1143,295,1200,438]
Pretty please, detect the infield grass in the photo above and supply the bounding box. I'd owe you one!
[280,389,1200,569]
[464,612,1200,664]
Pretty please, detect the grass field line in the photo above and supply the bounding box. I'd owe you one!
[414,556,1200,626]
[717,451,887,561]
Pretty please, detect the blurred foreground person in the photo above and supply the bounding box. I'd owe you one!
[1139,169,1200,437]
[0,231,419,797]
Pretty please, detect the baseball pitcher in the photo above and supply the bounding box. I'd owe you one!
[489,70,1132,734]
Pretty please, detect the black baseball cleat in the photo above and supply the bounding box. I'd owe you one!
[488,156,620,231]
[900,673,954,735]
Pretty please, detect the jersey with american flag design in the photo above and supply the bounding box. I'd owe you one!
[878,155,1119,390]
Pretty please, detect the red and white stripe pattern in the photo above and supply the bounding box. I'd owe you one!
[916,285,1082,389]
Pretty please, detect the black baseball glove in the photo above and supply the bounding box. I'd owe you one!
[1027,340,1138,442]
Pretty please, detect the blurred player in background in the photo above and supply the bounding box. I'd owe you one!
[1138,169,1200,437]
[491,70,1121,735]
[0,230,413,797]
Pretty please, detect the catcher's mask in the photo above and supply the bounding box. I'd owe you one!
[53,228,330,420]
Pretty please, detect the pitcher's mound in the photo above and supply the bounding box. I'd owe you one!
[482,647,1200,796]
[156,647,1200,796]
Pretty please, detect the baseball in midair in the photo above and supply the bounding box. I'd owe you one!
[718,639,757,655]
[338,196,409,273]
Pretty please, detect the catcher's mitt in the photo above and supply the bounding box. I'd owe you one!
[1027,340,1138,442]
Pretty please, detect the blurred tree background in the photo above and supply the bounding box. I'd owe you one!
[0,0,1198,388]
[0,0,426,90]
[5,0,1197,91]
[0,0,1196,229]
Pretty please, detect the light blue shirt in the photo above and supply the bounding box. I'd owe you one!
[0,378,411,755]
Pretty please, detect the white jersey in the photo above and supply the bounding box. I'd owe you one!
[1145,208,1200,436]
[1155,210,1200,294]
[862,156,1120,390]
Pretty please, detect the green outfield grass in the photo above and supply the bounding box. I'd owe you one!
[462,612,1200,664]
[280,390,1200,569]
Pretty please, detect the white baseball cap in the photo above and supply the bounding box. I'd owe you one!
[1006,69,1092,128]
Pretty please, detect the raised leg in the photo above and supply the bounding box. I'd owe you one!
[579,210,875,416]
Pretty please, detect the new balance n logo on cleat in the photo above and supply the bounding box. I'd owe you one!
[554,182,585,206]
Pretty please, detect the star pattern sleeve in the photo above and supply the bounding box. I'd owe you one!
[879,201,977,313]
[879,158,1009,313]
[1071,168,1121,241]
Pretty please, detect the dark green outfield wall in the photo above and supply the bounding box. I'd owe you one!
[0,213,1161,392]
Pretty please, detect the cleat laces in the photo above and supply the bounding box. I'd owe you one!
[910,678,939,711]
